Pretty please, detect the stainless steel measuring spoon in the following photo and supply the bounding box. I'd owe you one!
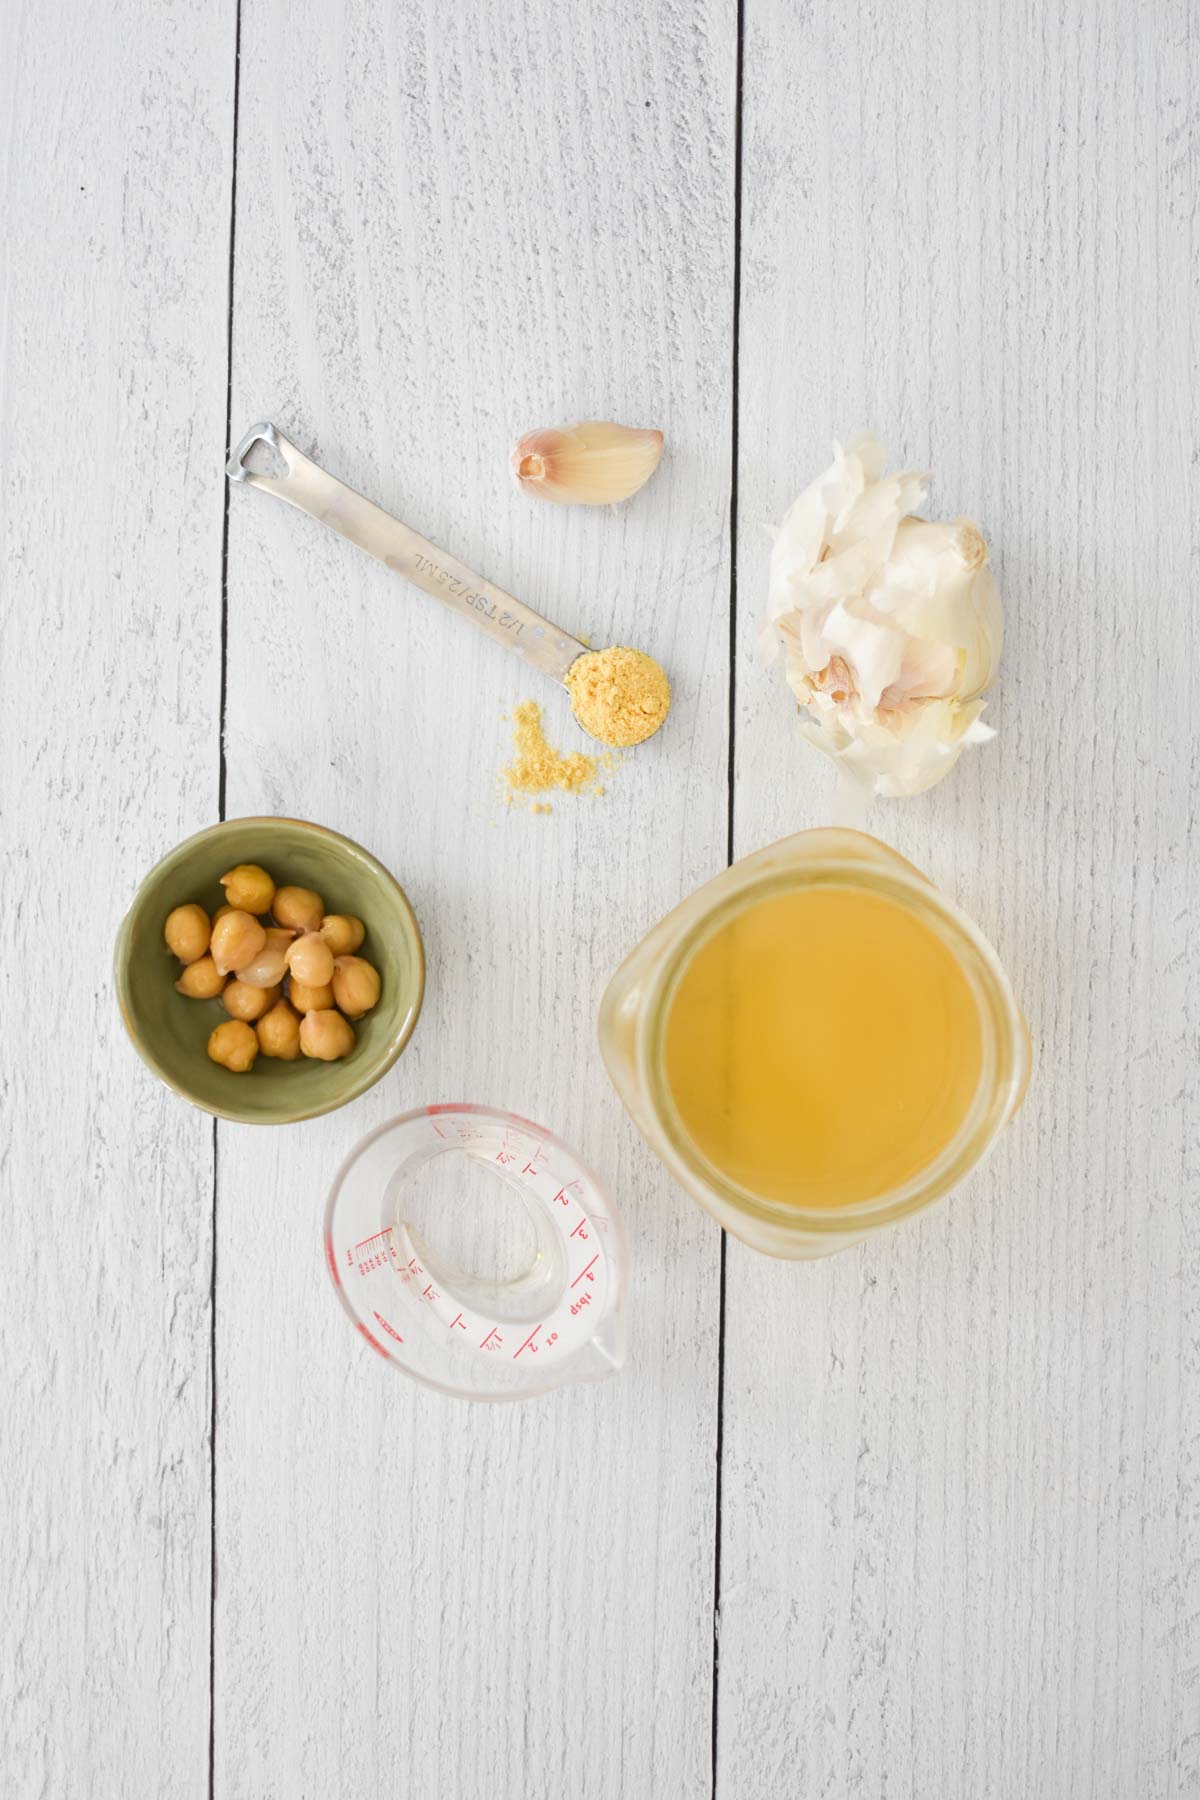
[227,420,588,685]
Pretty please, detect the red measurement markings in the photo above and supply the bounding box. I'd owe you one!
[570,1293,592,1317]
[407,1256,424,1275]
[356,1321,387,1360]
[495,1149,516,1165]
[421,1282,440,1303]
[569,1220,588,1240]
[449,1312,466,1332]
[571,1254,599,1289]
[354,1228,393,1252]
[372,1310,404,1344]
[512,1325,544,1360]
[521,1161,540,1176]
[480,1328,503,1351]
[353,1228,395,1276]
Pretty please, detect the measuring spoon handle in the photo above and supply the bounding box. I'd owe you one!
[227,421,587,684]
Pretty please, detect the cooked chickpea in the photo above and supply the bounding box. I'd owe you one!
[256,998,302,1061]
[299,1009,356,1061]
[221,979,280,1023]
[220,863,276,914]
[210,909,267,976]
[331,956,381,1019]
[286,932,335,987]
[288,978,334,1013]
[164,903,211,964]
[273,885,324,932]
[320,914,365,957]
[175,954,226,999]
[207,1019,259,1072]
[161,858,377,1080]
[235,927,295,988]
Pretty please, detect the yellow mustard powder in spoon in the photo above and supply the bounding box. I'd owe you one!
[503,646,669,805]
[566,645,671,748]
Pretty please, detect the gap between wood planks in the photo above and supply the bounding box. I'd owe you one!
[712,3,745,1794]
[211,2,243,1794]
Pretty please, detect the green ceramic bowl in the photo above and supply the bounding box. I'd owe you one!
[114,817,425,1124]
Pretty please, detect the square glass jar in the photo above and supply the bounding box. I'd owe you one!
[598,829,1030,1259]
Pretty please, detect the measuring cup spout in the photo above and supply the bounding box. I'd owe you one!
[572,1320,626,1384]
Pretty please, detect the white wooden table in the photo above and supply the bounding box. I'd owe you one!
[4,2,1196,1794]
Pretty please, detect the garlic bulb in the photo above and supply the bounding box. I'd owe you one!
[511,420,663,505]
[762,434,1003,798]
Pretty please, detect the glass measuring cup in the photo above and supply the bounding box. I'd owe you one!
[598,829,1030,1260]
[325,1105,626,1400]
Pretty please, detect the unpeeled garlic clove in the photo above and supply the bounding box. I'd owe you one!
[510,420,663,506]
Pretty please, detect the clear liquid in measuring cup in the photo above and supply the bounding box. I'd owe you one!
[325,1106,626,1401]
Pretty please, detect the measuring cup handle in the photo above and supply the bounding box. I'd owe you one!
[227,421,588,684]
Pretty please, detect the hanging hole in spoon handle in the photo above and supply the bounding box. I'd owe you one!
[226,420,589,685]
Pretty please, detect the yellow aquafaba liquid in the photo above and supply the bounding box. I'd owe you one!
[662,886,983,1210]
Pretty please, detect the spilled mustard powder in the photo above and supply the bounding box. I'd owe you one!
[503,700,601,798]
[565,645,671,748]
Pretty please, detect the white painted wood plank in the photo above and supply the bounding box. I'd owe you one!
[0,1,235,1792]
[721,1,1198,1795]
[215,3,733,1795]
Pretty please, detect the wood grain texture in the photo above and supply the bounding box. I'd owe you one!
[215,2,732,1796]
[722,2,1199,1796]
[7,0,1197,1793]
[0,0,234,1793]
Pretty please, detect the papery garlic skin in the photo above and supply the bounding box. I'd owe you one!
[511,420,663,505]
[763,434,1003,797]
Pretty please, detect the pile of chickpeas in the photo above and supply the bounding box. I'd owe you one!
[163,862,381,1073]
